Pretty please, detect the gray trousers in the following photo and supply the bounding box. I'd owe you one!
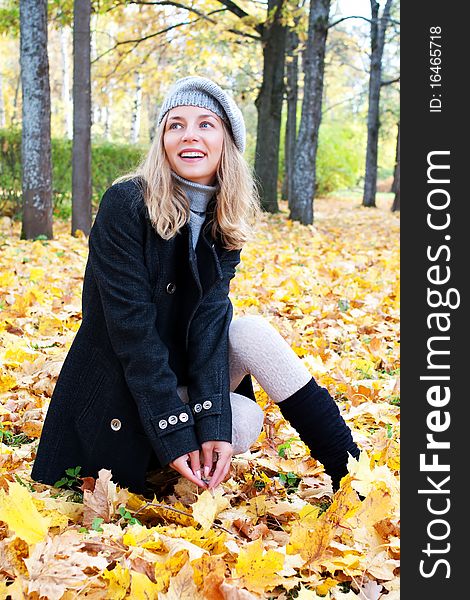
[177,315,312,455]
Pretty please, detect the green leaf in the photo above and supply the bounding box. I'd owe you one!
[91,517,104,532]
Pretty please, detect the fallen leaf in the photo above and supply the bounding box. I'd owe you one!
[24,531,108,600]
[159,561,205,599]
[191,489,230,531]
[234,538,285,593]
[0,481,51,544]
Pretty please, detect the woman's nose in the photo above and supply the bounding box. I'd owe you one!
[182,124,200,140]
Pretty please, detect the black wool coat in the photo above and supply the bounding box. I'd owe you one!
[31,178,255,496]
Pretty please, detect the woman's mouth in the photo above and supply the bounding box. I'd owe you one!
[178,151,206,163]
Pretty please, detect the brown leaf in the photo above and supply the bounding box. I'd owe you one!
[24,531,109,600]
[82,468,113,527]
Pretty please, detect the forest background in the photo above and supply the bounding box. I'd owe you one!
[0,0,399,223]
[0,1,400,599]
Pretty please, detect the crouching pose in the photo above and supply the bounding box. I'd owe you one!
[31,76,359,497]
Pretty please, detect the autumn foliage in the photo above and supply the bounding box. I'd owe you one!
[0,195,399,598]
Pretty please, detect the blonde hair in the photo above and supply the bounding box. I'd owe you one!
[114,114,261,250]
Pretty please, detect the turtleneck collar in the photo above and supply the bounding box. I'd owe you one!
[171,171,217,214]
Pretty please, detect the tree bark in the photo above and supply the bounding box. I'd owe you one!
[131,71,143,144]
[11,75,21,127]
[72,0,92,237]
[283,20,300,208]
[60,27,73,140]
[0,71,5,128]
[362,0,393,208]
[20,0,53,240]
[290,0,330,225]
[391,120,400,211]
[254,0,287,213]
[104,88,112,141]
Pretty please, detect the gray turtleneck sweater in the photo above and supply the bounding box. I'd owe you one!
[171,172,217,250]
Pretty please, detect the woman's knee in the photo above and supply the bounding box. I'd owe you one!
[230,392,264,455]
[229,315,275,350]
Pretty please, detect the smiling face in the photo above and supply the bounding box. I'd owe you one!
[163,105,225,185]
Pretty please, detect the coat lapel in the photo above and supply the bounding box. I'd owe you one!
[187,196,223,297]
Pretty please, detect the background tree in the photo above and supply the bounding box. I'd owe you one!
[253,0,287,212]
[19,0,53,240]
[282,2,303,209]
[72,0,92,236]
[362,0,393,208]
[290,0,330,225]
[1,0,400,224]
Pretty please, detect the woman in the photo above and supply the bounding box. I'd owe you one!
[31,76,359,497]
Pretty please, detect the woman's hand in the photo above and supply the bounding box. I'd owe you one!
[201,441,233,489]
[169,450,206,488]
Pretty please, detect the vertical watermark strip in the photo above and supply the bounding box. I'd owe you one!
[401,2,467,596]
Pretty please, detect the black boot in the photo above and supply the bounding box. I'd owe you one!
[278,378,360,491]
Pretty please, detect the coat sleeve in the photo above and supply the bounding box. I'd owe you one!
[185,247,241,445]
[88,184,200,466]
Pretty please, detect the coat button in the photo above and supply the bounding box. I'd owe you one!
[203,401,212,410]
[158,419,168,429]
[110,418,121,431]
[168,415,178,425]
[194,403,202,413]
[179,413,189,423]
[166,282,176,294]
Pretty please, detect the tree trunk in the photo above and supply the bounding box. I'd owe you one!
[131,72,143,144]
[148,98,159,142]
[90,11,99,128]
[12,75,21,126]
[254,0,287,213]
[72,0,92,237]
[290,0,330,225]
[0,71,5,128]
[283,21,300,208]
[20,0,53,240]
[362,0,393,208]
[391,120,400,211]
[104,88,112,141]
[60,27,73,140]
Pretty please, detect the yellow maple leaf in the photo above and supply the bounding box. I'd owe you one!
[0,481,51,544]
[129,570,162,599]
[347,450,399,498]
[154,549,189,592]
[235,538,285,593]
[101,563,131,599]
[316,577,338,595]
[298,504,321,527]
[29,267,45,282]
[191,489,230,531]
[0,371,17,393]
[191,553,227,594]
[246,494,267,520]
[288,518,334,567]
[288,482,360,567]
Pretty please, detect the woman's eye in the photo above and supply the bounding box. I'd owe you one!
[168,122,182,130]
[200,121,212,128]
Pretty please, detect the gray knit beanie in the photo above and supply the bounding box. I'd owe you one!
[157,76,246,154]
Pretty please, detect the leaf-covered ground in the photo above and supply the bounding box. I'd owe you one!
[0,194,400,599]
